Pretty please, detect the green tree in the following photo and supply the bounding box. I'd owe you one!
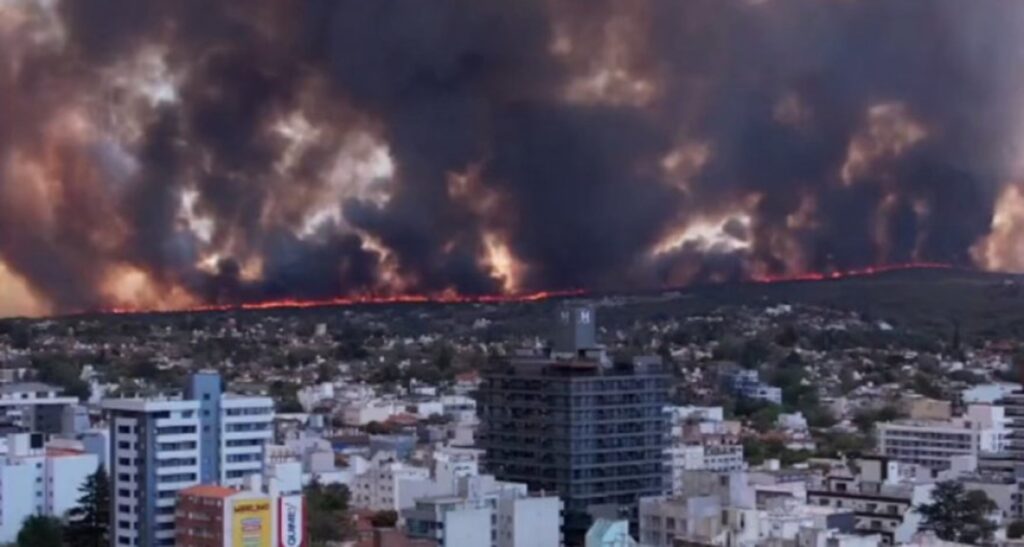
[129,359,160,380]
[9,323,32,349]
[269,381,302,413]
[432,344,454,372]
[316,362,336,384]
[814,430,873,458]
[852,405,903,434]
[917,481,997,544]
[17,515,64,547]
[32,357,89,400]
[1007,520,1024,539]
[65,466,110,547]
[369,361,402,385]
[775,325,799,347]
[370,510,398,528]
[305,479,352,546]
[739,338,771,369]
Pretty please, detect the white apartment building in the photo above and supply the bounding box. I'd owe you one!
[667,443,745,475]
[220,394,274,487]
[297,382,335,412]
[341,398,402,426]
[404,475,562,547]
[806,457,949,545]
[0,433,98,543]
[103,371,277,546]
[640,471,757,547]
[0,382,80,434]
[105,398,201,547]
[350,447,486,512]
[351,452,433,511]
[877,404,1009,470]
[441,395,477,422]
[641,478,867,547]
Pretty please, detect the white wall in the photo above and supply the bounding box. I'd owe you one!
[443,506,491,547]
[499,496,561,547]
[48,453,99,516]
[0,461,35,543]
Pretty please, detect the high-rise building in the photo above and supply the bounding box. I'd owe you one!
[104,371,275,546]
[105,398,201,547]
[479,306,669,544]
[220,393,274,486]
[187,371,222,485]
[186,371,274,487]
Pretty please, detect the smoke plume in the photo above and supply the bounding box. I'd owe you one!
[2,0,1024,315]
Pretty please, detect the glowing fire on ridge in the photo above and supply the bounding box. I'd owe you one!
[99,288,588,316]
[750,262,953,284]
[87,262,959,317]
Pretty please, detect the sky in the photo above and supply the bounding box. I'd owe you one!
[2,0,1024,317]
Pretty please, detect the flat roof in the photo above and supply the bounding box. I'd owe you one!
[0,382,61,394]
[180,484,237,500]
[102,398,199,412]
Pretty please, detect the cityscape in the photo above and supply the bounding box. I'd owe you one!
[0,268,1023,545]
[5,1,1024,546]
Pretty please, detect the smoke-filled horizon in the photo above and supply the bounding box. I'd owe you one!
[2,0,1024,317]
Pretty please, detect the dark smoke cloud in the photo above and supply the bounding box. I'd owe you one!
[0,0,1023,314]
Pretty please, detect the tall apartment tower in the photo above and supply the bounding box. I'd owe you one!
[478,306,670,545]
[185,370,274,487]
[187,371,222,484]
[105,398,201,547]
[219,392,274,486]
[104,371,274,546]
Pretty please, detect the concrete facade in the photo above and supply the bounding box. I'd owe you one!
[479,307,669,542]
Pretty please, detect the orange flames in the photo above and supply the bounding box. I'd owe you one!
[750,262,953,284]
[89,262,960,317]
[100,288,588,316]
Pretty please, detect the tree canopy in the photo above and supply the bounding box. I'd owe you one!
[917,481,997,545]
[17,515,64,547]
[65,466,110,547]
[305,479,353,546]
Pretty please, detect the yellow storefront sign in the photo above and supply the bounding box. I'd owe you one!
[232,499,271,547]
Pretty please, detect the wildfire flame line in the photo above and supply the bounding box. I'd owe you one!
[750,262,954,284]
[84,262,954,317]
[98,289,588,317]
